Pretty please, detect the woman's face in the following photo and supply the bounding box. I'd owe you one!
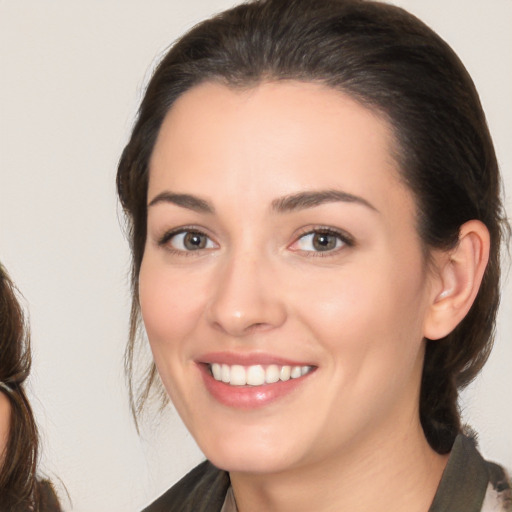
[139,81,440,474]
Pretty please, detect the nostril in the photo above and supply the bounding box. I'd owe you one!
[247,322,271,333]
[210,318,273,336]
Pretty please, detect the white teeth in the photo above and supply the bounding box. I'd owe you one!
[290,366,302,379]
[221,364,230,383]
[265,365,280,383]
[230,365,247,386]
[280,365,291,381]
[210,363,313,386]
[211,363,222,380]
[247,365,265,386]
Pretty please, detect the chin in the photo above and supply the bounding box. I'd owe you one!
[206,448,294,475]
[196,426,303,474]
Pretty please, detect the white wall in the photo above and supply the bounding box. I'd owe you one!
[0,1,510,510]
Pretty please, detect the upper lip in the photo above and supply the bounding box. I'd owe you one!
[198,351,316,367]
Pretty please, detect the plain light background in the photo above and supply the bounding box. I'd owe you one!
[0,1,510,510]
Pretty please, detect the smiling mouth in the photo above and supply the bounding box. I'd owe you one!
[209,363,315,386]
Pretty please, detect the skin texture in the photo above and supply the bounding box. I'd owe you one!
[139,81,488,512]
[0,392,9,465]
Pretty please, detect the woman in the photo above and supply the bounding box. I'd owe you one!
[0,265,61,511]
[117,0,511,510]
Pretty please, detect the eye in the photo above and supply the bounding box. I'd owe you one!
[162,230,216,252]
[293,229,352,253]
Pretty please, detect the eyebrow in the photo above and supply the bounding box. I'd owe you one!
[271,189,378,213]
[147,189,377,215]
[148,192,215,214]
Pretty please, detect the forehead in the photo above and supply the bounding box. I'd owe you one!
[148,80,413,218]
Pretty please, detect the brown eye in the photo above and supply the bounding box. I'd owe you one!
[295,230,349,253]
[168,231,215,251]
[183,232,207,250]
[312,232,338,251]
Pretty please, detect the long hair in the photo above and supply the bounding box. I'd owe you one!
[0,265,60,511]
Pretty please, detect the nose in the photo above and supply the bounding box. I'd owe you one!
[206,250,287,337]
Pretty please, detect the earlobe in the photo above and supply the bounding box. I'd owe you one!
[424,220,490,340]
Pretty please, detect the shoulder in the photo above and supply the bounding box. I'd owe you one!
[461,432,512,512]
[482,460,512,512]
[430,432,511,512]
[142,460,230,512]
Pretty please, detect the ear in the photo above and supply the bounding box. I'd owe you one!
[423,220,490,340]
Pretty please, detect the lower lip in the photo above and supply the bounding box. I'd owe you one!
[199,365,314,409]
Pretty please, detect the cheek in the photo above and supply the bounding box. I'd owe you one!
[138,258,209,408]
[296,265,429,427]
[291,257,428,369]
[138,258,204,354]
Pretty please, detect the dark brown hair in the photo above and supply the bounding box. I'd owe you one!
[0,265,61,511]
[117,0,508,453]
[0,264,38,508]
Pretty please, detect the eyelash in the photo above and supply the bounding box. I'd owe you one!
[157,226,354,257]
[157,226,217,256]
[290,226,354,257]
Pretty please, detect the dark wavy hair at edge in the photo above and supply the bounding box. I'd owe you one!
[117,0,508,454]
[0,265,60,511]
[0,263,39,509]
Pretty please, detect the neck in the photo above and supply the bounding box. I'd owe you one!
[229,417,449,512]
